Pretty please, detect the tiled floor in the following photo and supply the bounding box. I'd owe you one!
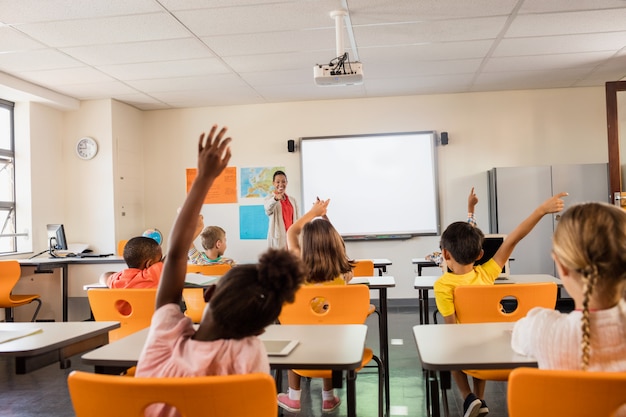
[0,304,511,417]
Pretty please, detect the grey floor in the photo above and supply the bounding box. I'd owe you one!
[0,304,510,417]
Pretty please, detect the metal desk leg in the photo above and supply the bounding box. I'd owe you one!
[347,370,357,417]
[379,288,390,416]
[428,369,441,417]
[61,264,69,321]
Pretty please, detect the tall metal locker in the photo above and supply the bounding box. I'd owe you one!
[488,163,609,275]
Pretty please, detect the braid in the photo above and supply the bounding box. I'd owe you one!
[580,265,598,371]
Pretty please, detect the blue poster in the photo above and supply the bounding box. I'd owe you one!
[239,205,268,240]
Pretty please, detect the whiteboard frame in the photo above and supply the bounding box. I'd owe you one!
[299,131,440,239]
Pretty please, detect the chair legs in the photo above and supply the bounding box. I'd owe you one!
[30,298,42,322]
[3,298,42,322]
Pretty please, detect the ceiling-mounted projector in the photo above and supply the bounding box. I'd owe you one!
[314,9,363,87]
[314,62,363,86]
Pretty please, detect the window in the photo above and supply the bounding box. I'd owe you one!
[0,99,16,254]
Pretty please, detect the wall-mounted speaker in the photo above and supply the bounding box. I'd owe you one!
[287,139,296,152]
[441,132,449,146]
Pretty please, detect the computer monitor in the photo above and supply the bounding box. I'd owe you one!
[46,224,68,255]
[475,234,509,278]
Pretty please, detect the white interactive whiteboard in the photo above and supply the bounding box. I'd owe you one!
[300,131,439,239]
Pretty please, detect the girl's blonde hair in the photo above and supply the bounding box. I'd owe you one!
[301,218,354,283]
[552,202,626,370]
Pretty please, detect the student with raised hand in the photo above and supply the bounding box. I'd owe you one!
[135,126,306,417]
[512,202,626,378]
[278,198,355,414]
[265,170,299,249]
[434,192,566,417]
[426,186,479,268]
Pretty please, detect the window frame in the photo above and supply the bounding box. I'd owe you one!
[0,98,16,254]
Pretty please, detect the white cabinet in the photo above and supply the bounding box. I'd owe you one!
[488,164,609,275]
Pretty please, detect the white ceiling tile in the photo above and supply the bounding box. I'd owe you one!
[354,16,509,46]
[0,0,162,24]
[518,0,626,14]
[60,38,217,66]
[494,32,626,56]
[52,81,140,99]
[0,49,82,72]
[96,58,231,81]
[484,51,616,72]
[359,40,494,62]
[0,27,47,52]
[15,13,191,47]
[506,9,626,37]
[201,29,335,57]
[18,67,115,86]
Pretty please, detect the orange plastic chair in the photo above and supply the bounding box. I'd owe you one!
[508,367,626,417]
[279,284,383,417]
[352,260,374,276]
[67,370,277,417]
[352,260,378,316]
[454,282,558,381]
[87,288,157,341]
[0,260,42,322]
[182,287,206,323]
[186,264,231,275]
[116,240,128,256]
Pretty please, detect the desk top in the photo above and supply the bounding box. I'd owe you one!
[350,275,396,288]
[412,258,437,265]
[413,322,536,371]
[18,256,126,266]
[82,324,367,370]
[414,274,561,289]
[0,321,120,356]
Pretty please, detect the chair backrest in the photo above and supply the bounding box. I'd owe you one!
[279,284,370,325]
[352,260,375,277]
[67,370,277,417]
[117,240,128,256]
[87,288,157,341]
[508,367,626,417]
[0,260,21,305]
[186,264,231,275]
[182,288,206,323]
[454,282,558,323]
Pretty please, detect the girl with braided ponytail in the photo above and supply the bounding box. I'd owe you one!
[512,202,626,374]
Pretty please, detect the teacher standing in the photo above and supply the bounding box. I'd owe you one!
[265,170,299,249]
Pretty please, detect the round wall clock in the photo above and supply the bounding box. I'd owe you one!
[76,137,98,160]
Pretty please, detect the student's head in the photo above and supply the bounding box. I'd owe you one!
[200,226,227,254]
[206,249,306,339]
[551,202,626,369]
[123,236,162,269]
[272,170,288,192]
[301,218,353,283]
[440,221,485,266]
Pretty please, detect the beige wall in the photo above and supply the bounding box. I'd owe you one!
[139,87,607,299]
[4,86,610,303]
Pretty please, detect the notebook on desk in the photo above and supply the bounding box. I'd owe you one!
[263,339,299,356]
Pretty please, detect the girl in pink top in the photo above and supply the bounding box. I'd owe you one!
[135,126,306,417]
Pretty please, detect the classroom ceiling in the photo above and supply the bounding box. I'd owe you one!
[1,0,626,111]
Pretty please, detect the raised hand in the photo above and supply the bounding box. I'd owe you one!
[197,125,232,181]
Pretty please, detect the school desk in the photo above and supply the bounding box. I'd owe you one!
[82,324,367,417]
[411,257,440,276]
[413,322,536,417]
[413,274,563,325]
[0,321,119,374]
[17,257,126,321]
